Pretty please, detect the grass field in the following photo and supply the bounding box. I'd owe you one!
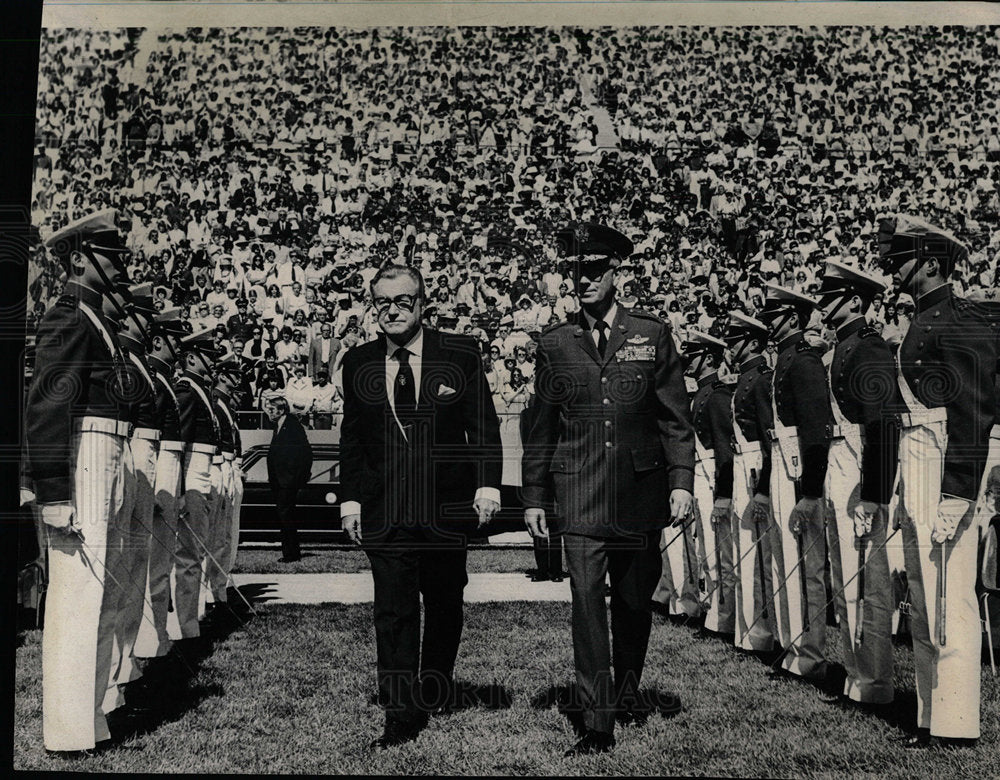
[14,599,1000,776]
[232,546,539,575]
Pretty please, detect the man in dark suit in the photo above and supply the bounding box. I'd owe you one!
[340,264,502,749]
[522,223,695,757]
[266,397,313,563]
[308,322,340,379]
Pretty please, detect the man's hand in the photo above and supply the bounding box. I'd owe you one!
[474,498,500,529]
[710,498,732,526]
[932,496,972,544]
[525,507,548,539]
[669,489,694,527]
[853,500,882,538]
[39,502,75,533]
[342,513,362,545]
[751,492,769,523]
[789,496,821,535]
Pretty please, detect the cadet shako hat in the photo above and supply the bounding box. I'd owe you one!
[153,306,188,337]
[681,330,727,361]
[45,208,131,272]
[215,350,242,377]
[725,311,769,344]
[180,326,221,359]
[876,213,968,277]
[818,259,887,304]
[762,283,817,317]
[126,282,158,321]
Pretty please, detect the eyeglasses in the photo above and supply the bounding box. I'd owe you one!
[575,257,613,280]
[373,294,419,313]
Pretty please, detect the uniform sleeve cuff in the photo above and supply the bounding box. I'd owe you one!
[475,487,501,507]
[667,467,694,493]
[340,500,361,518]
[34,476,71,505]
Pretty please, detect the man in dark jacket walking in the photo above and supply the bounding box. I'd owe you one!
[266,397,313,562]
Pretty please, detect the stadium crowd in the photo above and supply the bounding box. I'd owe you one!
[28,26,1000,429]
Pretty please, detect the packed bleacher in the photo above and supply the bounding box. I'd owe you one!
[28,26,1000,428]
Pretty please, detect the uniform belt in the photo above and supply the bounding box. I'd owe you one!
[826,423,863,441]
[74,416,131,437]
[222,452,235,462]
[991,425,1000,440]
[732,439,762,455]
[897,408,947,429]
[132,427,162,442]
[212,455,224,466]
[190,442,217,455]
[160,440,186,452]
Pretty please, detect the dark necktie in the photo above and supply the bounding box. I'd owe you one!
[594,320,609,358]
[394,347,417,419]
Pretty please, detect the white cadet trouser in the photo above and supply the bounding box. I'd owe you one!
[733,444,776,652]
[134,442,183,658]
[653,492,705,617]
[42,427,126,751]
[696,452,735,634]
[825,432,894,704]
[207,459,235,602]
[228,465,244,571]
[974,427,1000,536]
[770,435,827,679]
[172,449,213,639]
[105,435,158,709]
[898,418,981,739]
[199,461,225,615]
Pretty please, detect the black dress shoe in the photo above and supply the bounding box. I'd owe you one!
[369,718,424,749]
[279,554,301,563]
[531,573,548,582]
[901,729,931,749]
[564,728,615,757]
[550,574,565,583]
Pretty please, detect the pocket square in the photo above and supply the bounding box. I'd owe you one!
[437,384,457,397]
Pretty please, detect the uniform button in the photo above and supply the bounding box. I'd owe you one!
[918,342,924,349]
[915,359,922,366]
[604,420,612,428]
[601,377,608,384]
[602,398,610,406]
[932,310,940,318]
[605,441,613,449]
[924,326,932,333]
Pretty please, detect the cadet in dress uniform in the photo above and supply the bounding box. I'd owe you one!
[760,284,832,681]
[135,306,187,659]
[172,327,221,639]
[523,223,695,757]
[816,260,900,707]
[103,283,162,713]
[680,331,736,634]
[725,311,778,653]
[25,209,132,752]
[876,214,1000,747]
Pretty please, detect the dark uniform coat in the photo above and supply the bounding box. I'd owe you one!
[829,318,900,504]
[897,285,999,501]
[691,373,735,500]
[772,331,833,499]
[151,365,182,442]
[26,283,130,503]
[522,307,695,537]
[732,355,774,496]
[176,371,219,449]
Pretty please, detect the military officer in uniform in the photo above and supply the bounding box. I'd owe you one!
[523,223,695,756]
[725,311,777,653]
[816,260,900,707]
[680,331,736,635]
[760,283,832,682]
[172,327,221,640]
[135,306,187,659]
[25,209,132,752]
[876,214,999,747]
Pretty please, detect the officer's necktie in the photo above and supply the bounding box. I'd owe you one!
[594,320,609,358]
[394,347,417,422]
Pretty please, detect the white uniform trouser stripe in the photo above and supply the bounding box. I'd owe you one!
[171,450,212,639]
[733,448,776,651]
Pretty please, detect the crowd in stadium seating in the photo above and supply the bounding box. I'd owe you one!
[28,26,1000,427]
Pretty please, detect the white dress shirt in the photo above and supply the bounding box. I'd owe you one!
[341,327,500,517]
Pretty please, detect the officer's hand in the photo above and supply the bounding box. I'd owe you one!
[669,489,694,527]
[790,496,820,535]
[39,502,74,532]
[932,496,971,544]
[853,500,881,538]
[525,507,548,539]
[342,513,362,545]
[711,498,732,526]
[474,497,500,529]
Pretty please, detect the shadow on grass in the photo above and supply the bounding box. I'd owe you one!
[530,684,682,735]
[234,581,282,604]
[106,590,255,745]
[366,680,514,713]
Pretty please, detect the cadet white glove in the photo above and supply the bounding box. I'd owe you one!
[789,496,821,535]
[711,498,732,526]
[39,501,76,533]
[932,496,972,544]
[751,492,769,524]
[853,501,882,538]
[19,488,35,507]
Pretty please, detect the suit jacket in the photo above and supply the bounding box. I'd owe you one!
[339,328,502,539]
[308,336,341,378]
[522,307,695,537]
[266,413,312,489]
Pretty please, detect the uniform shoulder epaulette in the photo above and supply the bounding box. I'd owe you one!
[626,308,662,324]
[795,340,815,353]
[758,362,771,374]
[56,294,76,309]
[539,319,573,337]
[859,324,881,339]
[956,297,1000,324]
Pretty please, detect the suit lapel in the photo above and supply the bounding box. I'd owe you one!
[601,306,630,367]
[418,328,438,408]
